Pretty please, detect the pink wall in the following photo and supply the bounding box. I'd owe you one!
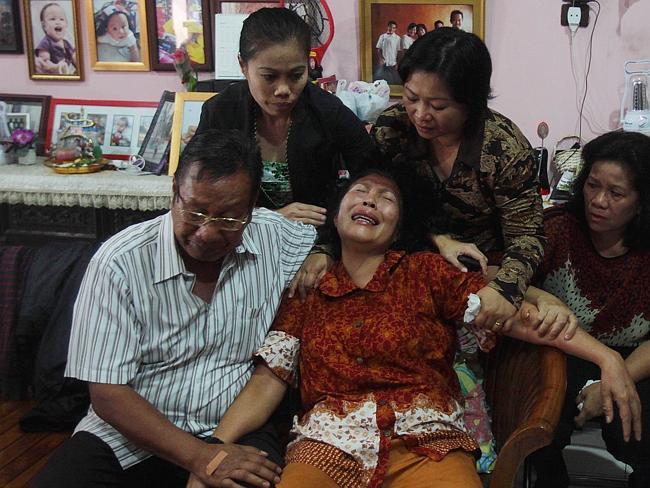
[2,0,650,149]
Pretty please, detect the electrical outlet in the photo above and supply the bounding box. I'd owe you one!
[560,4,589,27]
[567,6,581,25]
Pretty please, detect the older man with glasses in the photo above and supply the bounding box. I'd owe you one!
[34,129,316,488]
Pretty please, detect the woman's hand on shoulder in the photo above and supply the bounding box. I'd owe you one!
[431,234,488,275]
[277,202,327,226]
[288,252,333,301]
[475,285,517,332]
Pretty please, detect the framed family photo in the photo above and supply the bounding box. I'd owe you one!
[138,90,175,174]
[0,93,51,154]
[85,0,150,71]
[359,0,484,96]
[0,0,23,53]
[46,98,158,159]
[23,0,83,80]
[167,91,215,175]
[145,0,213,71]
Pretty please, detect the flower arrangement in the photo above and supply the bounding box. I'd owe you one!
[173,46,198,92]
[10,128,35,156]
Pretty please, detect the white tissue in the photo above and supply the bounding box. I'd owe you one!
[464,293,481,323]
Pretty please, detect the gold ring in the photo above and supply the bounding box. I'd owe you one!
[494,321,503,329]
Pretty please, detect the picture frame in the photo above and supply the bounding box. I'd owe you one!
[0,93,52,155]
[138,90,175,174]
[46,98,159,159]
[7,113,30,132]
[0,0,24,53]
[145,0,213,71]
[23,0,84,80]
[210,1,281,80]
[85,0,151,71]
[167,91,216,175]
[359,0,485,96]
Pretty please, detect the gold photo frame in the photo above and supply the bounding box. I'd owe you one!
[359,0,485,97]
[86,0,150,71]
[168,92,217,175]
[23,0,84,80]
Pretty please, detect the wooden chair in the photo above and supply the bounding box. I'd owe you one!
[483,337,567,488]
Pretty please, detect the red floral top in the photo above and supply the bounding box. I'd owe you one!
[256,251,495,487]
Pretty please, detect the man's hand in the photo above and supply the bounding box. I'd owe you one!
[288,252,332,300]
[431,234,488,275]
[189,443,281,488]
[277,202,326,226]
[530,293,578,340]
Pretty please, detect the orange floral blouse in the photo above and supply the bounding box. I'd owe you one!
[256,251,496,487]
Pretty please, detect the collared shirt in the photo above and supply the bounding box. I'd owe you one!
[375,33,400,67]
[372,105,545,307]
[256,251,494,488]
[65,208,316,468]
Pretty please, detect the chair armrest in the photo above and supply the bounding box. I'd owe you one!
[484,337,566,488]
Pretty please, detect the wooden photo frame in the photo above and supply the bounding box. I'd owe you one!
[0,93,51,154]
[86,0,150,71]
[23,0,83,80]
[167,91,216,175]
[0,0,24,53]
[46,98,158,159]
[359,0,485,96]
[138,90,175,174]
[146,0,213,71]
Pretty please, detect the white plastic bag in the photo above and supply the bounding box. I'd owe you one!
[335,79,391,123]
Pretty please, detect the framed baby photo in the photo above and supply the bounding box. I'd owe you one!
[0,93,51,154]
[46,98,158,159]
[167,91,216,175]
[23,0,84,80]
[145,0,213,71]
[359,0,484,96]
[0,0,24,53]
[138,90,175,174]
[85,0,151,71]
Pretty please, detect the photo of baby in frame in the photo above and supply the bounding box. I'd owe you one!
[24,0,83,80]
[86,0,150,71]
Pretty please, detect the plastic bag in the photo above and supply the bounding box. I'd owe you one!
[335,79,391,123]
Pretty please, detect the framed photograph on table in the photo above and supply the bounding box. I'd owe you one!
[145,0,213,71]
[0,0,24,53]
[85,0,150,71]
[23,0,83,80]
[359,0,484,96]
[138,90,175,174]
[167,91,216,175]
[0,93,52,154]
[46,98,158,159]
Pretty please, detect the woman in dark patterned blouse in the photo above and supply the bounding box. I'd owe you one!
[186,167,639,488]
[530,131,650,488]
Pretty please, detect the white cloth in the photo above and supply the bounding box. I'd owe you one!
[97,32,137,62]
[66,208,316,468]
[375,33,400,67]
[401,34,415,51]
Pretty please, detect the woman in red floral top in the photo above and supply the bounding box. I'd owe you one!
[189,168,640,488]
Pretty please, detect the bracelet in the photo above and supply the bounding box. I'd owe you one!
[309,245,333,258]
[203,436,225,445]
[576,379,600,411]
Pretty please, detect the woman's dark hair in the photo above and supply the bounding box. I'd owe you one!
[398,27,492,136]
[239,8,311,62]
[416,23,427,33]
[321,160,447,259]
[568,130,650,250]
[176,129,262,205]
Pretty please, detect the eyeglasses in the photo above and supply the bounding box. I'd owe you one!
[175,193,249,231]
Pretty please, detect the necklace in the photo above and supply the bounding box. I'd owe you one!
[254,109,293,208]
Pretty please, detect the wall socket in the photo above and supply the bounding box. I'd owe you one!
[561,3,589,27]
